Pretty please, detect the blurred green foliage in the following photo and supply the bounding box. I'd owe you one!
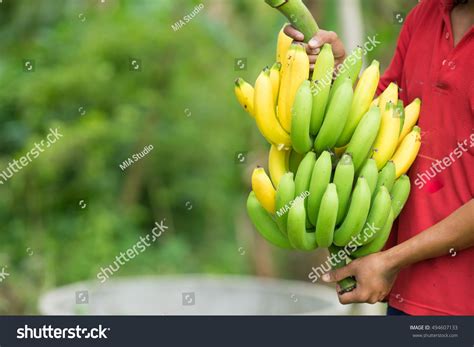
[0,0,412,313]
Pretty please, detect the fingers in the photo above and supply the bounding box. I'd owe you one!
[283,25,304,42]
[307,29,346,63]
[306,48,318,72]
[338,288,367,304]
[307,46,320,56]
[285,27,346,72]
[308,54,318,64]
[338,288,386,305]
[308,29,338,49]
[322,263,355,283]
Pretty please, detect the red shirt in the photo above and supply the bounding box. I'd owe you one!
[378,0,474,315]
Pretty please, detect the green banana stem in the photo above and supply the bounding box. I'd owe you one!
[329,246,357,294]
[265,0,319,42]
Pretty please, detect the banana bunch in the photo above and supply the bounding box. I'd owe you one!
[235,27,423,292]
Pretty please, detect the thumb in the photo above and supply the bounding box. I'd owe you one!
[322,264,355,283]
[308,30,338,49]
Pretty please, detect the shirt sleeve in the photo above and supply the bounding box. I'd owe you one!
[377,3,423,94]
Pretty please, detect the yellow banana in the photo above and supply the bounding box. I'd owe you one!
[336,60,380,147]
[251,167,276,213]
[234,78,255,117]
[399,98,421,144]
[391,126,421,178]
[378,82,398,113]
[276,25,293,64]
[371,102,401,169]
[254,67,291,147]
[277,45,296,131]
[278,31,293,89]
[268,144,290,188]
[277,43,309,133]
[269,62,282,104]
[370,96,380,107]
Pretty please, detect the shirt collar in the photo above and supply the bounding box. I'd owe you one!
[439,0,455,11]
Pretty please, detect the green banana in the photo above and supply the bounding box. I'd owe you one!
[309,80,326,135]
[346,46,363,85]
[295,152,316,196]
[275,172,296,235]
[247,191,292,249]
[307,151,332,225]
[289,150,305,174]
[329,245,357,293]
[372,161,396,201]
[358,158,378,196]
[310,43,334,135]
[333,153,355,225]
[351,208,394,258]
[336,60,380,147]
[333,177,371,246]
[356,185,392,246]
[314,78,353,154]
[295,152,317,228]
[294,152,316,197]
[345,106,381,173]
[288,196,318,250]
[391,174,411,218]
[329,46,363,102]
[291,80,313,153]
[315,183,338,247]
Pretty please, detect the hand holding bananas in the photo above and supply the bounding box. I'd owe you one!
[235,0,422,294]
[283,26,347,70]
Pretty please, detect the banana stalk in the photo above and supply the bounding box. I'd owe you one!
[264,0,319,42]
[329,246,357,294]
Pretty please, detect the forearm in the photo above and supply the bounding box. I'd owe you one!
[383,199,474,271]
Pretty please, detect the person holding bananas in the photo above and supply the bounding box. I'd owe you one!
[284,0,474,315]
